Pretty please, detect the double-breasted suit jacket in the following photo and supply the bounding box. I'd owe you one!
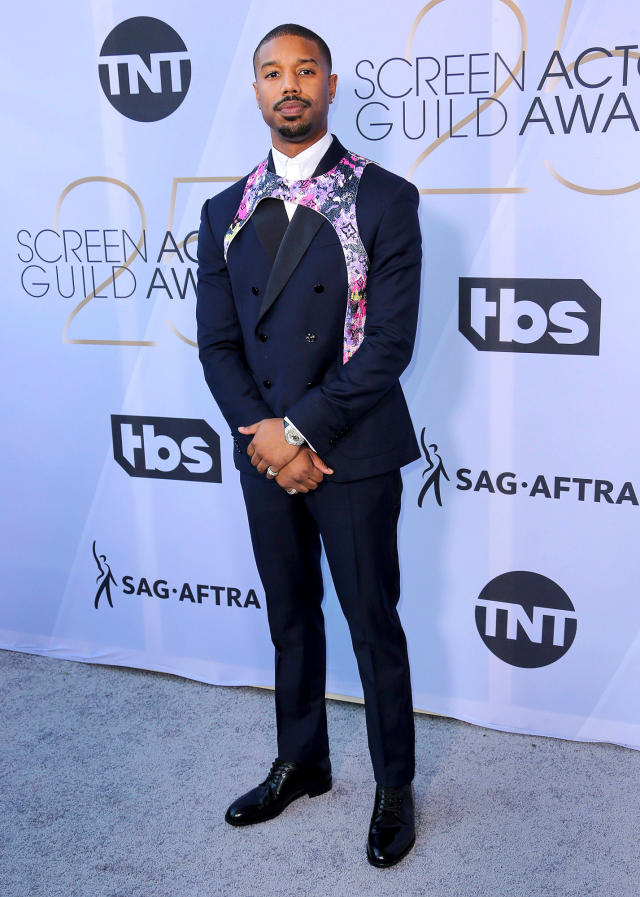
[196,137,422,480]
[197,136,422,785]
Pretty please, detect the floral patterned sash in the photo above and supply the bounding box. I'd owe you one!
[224,151,372,363]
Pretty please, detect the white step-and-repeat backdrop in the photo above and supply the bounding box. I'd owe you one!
[3,0,640,748]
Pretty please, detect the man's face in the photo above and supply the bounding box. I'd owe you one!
[253,34,337,154]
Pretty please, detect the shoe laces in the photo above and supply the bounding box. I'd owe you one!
[375,786,406,819]
[263,758,294,788]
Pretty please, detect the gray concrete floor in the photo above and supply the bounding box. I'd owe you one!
[1,648,638,897]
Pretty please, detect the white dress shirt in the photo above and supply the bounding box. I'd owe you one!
[271,131,334,220]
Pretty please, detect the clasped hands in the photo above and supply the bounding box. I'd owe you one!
[238,418,333,493]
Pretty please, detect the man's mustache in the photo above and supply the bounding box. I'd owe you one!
[273,97,311,111]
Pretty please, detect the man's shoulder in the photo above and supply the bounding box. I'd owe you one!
[345,149,421,245]
[355,155,419,204]
[204,175,249,221]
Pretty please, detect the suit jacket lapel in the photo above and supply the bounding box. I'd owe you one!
[255,136,346,328]
[252,198,289,265]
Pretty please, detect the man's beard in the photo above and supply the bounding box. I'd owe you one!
[277,120,313,141]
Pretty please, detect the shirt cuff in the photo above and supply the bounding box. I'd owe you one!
[284,416,317,454]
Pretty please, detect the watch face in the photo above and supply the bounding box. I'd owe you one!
[285,427,302,445]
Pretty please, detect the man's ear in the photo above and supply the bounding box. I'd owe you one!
[253,82,261,109]
[328,73,338,103]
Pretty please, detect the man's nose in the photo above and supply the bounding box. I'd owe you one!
[281,70,300,93]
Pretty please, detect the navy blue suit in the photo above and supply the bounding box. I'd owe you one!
[197,137,421,786]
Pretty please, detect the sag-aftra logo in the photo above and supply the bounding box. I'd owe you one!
[91,542,261,612]
[417,430,637,509]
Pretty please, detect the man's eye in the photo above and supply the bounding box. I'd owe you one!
[265,71,279,78]
[299,68,315,75]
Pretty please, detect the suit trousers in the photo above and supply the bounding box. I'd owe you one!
[240,468,415,788]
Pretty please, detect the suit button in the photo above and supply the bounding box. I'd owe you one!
[314,283,324,293]
[305,332,316,343]
[251,286,260,295]
[258,333,268,342]
[263,379,272,388]
[306,381,314,389]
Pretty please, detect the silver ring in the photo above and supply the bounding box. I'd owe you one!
[286,488,297,495]
[266,466,279,478]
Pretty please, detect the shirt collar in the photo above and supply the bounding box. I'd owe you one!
[271,132,334,182]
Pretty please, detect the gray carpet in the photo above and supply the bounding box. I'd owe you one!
[1,648,638,897]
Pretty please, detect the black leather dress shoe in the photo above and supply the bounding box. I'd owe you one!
[366,784,415,867]
[224,757,332,826]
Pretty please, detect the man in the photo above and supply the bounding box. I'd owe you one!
[196,23,422,867]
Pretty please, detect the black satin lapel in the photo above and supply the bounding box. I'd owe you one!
[256,205,324,327]
[252,199,289,265]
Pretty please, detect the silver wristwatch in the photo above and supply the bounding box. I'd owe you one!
[284,419,306,446]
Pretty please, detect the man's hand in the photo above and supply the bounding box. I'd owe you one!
[238,418,300,474]
[276,448,334,494]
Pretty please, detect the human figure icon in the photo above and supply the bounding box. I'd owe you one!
[418,428,449,508]
[92,540,117,609]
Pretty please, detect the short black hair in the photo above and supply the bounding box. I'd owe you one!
[253,24,332,75]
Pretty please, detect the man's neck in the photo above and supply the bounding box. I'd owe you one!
[271,127,329,158]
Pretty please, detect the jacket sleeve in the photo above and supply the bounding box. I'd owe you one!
[196,198,274,433]
[285,179,422,459]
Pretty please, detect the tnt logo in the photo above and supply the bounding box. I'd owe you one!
[459,278,601,355]
[475,571,577,668]
[98,17,191,122]
[111,415,221,482]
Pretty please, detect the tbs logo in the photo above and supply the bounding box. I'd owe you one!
[475,571,577,668]
[111,415,221,482]
[459,278,601,355]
